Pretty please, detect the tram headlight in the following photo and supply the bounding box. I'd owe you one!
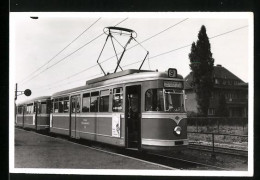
[174,126,182,136]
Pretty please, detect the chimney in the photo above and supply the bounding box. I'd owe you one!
[216,64,222,67]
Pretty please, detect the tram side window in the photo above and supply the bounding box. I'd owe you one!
[145,89,164,111]
[113,88,123,112]
[40,102,47,114]
[82,93,90,112]
[46,100,52,114]
[58,97,64,113]
[27,104,34,114]
[17,106,23,114]
[63,97,69,113]
[37,102,42,114]
[50,99,53,113]
[99,90,110,112]
[54,99,59,113]
[71,96,81,113]
[90,91,99,112]
[33,103,37,113]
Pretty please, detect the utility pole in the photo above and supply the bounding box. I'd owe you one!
[14,83,32,125]
[15,83,18,100]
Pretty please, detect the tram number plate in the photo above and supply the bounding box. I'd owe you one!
[164,81,183,88]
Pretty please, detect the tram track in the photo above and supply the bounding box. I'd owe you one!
[120,149,231,170]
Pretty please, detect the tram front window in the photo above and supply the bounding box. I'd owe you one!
[145,89,164,111]
[145,89,185,112]
[165,90,185,112]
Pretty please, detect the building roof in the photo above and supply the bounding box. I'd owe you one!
[184,64,245,90]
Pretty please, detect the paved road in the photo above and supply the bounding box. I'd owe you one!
[14,128,171,170]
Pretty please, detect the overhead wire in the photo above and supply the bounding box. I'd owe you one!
[19,17,101,84]
[26,18,129,89]
[41,18,189,87]
[20,18,128,86]
[29,24,248,94]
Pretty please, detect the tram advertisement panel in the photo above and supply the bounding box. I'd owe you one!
[112,113,120,137]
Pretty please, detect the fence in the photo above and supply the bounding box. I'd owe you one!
[187,117,248,135]
[187,117,248,156]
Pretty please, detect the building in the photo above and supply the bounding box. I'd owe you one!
[184,64,248,117]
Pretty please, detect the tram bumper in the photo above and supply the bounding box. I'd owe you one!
[141,139,189,151]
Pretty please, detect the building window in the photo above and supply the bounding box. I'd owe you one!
[208,108,215,115]
[215,79,219,84]
[113,88,123,112]
[82,93,90,112]
[99,90,110,112]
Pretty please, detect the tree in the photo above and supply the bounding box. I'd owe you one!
[189,25,214,116]
[216,94,229,117]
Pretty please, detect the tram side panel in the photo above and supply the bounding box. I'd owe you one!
[141,115,188,150]
[16,106,24,127]
[16,114,24,127]
[23,114,36,130]
[36,114,50,130]
[75,113,125,147]
[50,113,70,136]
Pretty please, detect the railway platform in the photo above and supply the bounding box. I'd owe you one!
[14,128,172,169]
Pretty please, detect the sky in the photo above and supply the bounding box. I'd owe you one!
[10,12,253,103]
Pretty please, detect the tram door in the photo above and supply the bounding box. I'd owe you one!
[34,102,38,130]
[70,95,81,139]
[125,85,141,149]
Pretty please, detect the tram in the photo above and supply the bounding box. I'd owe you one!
[16,96,51,131]
[50,68,188,150]
[15,27,188,151]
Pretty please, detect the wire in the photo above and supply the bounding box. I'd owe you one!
[46,18,189,85]
[19,17,101,84]
[120,25,249,67]
[27,24,248,94]
[99,18,189,65]
[21,18,128,85]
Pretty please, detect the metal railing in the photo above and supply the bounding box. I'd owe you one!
[187,117,248,157]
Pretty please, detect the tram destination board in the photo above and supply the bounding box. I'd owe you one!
[163,81,183,88]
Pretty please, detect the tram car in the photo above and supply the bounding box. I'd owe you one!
[50,68,188,151]
[16,96,52,131]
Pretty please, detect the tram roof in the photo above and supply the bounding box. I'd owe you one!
[17,96,51,105]
[86,69,154,85]
[52,69,183,97]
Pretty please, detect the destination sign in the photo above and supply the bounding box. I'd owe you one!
[164,81,183,88]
